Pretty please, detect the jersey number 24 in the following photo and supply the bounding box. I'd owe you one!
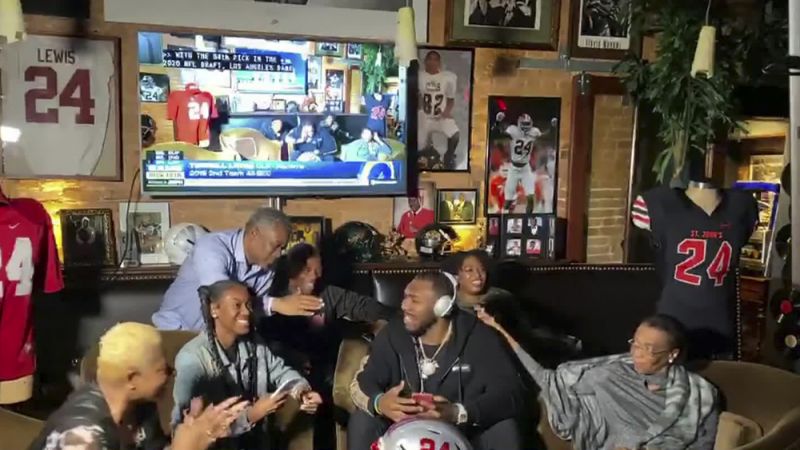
[0,237,35,298]
[673,238,732,287]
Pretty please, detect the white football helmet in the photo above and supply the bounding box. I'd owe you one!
[372,419,473,450]
[517,114,533,132]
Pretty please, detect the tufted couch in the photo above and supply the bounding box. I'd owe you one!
[329,263,800,450]
[19,261,800,449]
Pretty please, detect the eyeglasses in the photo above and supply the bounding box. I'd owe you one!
[628,339,670,357]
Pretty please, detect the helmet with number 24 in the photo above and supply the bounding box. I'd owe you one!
[371,419,473,450]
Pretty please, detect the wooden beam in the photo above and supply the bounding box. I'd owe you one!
[566,74,625,262]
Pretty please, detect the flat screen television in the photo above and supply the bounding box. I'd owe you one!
[137,32,406,196]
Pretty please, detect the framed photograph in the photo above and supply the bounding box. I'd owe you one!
[488,215,500,236]
[347,43,363,59]
[436,189,478,225]
[324,69,346,112]
[316,42,344,57]
[0,35,121,180]
[393,181,436,239]
[447,0,559,49]
[139,73,170,102]
[525,238,543,256]
[505,216,523,234]
[118,202,171,265]
[505,238,522,257]
[307,56,323,91]
[570,0,633,60]
[106,0,428,42]
[485,96,560,215]
[288,216,328,249]
[417,47,474,172]
[60,209,117,268]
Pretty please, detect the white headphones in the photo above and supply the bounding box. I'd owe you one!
[433,272,459,318]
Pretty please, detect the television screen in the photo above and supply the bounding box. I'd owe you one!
[138,32,406,196]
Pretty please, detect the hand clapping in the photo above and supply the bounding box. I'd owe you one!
[172,396,249,450]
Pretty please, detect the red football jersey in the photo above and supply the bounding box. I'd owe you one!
[0,198,63,381]
[167,85,218,146]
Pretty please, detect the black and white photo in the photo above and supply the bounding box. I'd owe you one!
[465,0,541,30]
[139,73,170,103]
[505,238,522,257]
[486,96,560,214]
[347,43,363,59]
[577,0,631,51]
[417,47,474,172]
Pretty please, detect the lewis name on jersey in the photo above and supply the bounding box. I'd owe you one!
[0,35,115,177]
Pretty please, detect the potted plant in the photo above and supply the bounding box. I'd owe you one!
[615,0,753,184]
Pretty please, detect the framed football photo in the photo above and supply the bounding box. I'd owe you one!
[139,73,170,103]
[485,96,560,215]
[0,35,121,180]
[416,47,474,172]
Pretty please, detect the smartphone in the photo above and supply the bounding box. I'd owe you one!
[412,392,435,409]
[271,378,305,398]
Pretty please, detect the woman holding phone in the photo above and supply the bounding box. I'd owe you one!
[172,280,323,449]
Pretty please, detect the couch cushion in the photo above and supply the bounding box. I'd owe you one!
[714,412,763,449]
[697,360,800,434]
[0,407,44,450]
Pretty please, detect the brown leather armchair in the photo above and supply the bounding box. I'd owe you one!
[79,330,314,450]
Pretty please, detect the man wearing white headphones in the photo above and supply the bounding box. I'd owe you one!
[348,272,522,450]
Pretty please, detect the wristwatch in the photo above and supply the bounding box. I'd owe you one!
[454,403,468,425]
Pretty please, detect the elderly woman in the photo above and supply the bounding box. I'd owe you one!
[479,310,720,450]
[443,250,581,365]
[173,280,323,450]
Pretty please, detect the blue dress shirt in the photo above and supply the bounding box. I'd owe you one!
[152,229,275,331]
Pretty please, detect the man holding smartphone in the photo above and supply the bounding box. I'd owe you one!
[348,272,522,450]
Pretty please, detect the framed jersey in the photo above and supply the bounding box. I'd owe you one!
[0,35,121,180]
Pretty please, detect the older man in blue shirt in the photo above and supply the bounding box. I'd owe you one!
[153,207,323,330]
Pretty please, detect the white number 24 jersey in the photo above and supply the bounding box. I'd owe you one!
[419,70,456,119]
[506,124,542,165]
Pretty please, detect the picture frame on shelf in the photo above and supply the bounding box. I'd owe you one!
[485,95,560,215]
[118,202,171,265]
[416,46,474,173]
[393,181,436,240]
[569,0,634,60]
[288,216,329,249]
[436,189,478,225]
[446,0,560,49]
[60,209,117,268]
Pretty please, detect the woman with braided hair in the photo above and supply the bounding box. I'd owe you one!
[172,280,322,449]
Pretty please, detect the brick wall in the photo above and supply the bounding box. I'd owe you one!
[2,0,627,257]
[586,95,634,263]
